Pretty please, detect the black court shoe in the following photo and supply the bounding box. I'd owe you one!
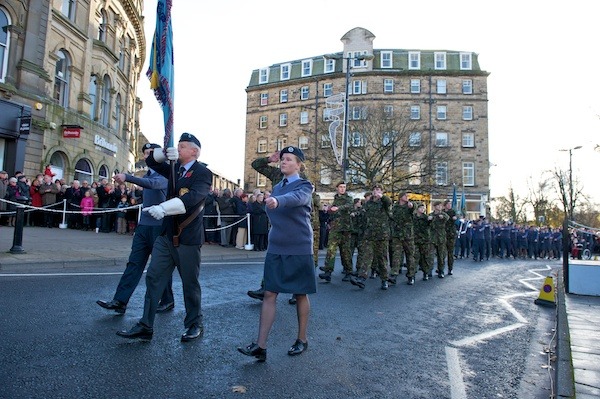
[288,339,308,356]
[238,343,267,362]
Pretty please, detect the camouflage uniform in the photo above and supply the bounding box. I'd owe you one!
[444,207,458,272]
[355,195,392,282]
[312,192,321,267]
[251,157,284,186]
[413,211,433,277]
[390,202,416,279]
[429,209,449,274]
[323,192,354,274]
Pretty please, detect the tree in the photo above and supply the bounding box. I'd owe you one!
[524,175,552,226]
[491,186,526,223]
[551,166,583,221]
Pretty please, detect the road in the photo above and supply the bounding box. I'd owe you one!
[0,257,560,399]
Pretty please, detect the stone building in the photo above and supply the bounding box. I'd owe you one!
[0,0,149,183]
[244,27,490,218]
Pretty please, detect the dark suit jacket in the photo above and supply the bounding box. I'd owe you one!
[147,156,213,246]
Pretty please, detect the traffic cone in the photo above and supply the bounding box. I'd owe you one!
[534,276,556,307]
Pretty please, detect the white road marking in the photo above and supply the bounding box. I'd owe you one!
[446,346,467,399]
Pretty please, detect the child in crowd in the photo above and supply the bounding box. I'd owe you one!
[80,190,94,231]
[116,195,128,234]
[126,196,139,235]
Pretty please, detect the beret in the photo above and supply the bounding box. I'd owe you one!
[141,143,161,152]
[179,132,201,148]
[279,146,305,161]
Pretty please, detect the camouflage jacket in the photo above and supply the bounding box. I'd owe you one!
[445,208,458,239]
[311,192,321,230]
[429,210,449,245]
[413,213,432,244]
[251,157,283,185]
[363,195,392,240]
[328,193,354,232]
[390,202,414,239]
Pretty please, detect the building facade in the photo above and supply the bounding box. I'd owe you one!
[244,27,490,218]
[0,0,148,184]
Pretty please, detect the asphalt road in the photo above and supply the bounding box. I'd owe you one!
[0,257,560,399]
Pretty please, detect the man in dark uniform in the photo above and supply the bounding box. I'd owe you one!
[117,133,212,342]
[389,192,416,285]
[413,203,432,280]
[429,201,449,278]
[96,144,174,314]
[443,199,458,275]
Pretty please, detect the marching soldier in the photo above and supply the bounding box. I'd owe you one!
[389,192,416,285]
[413,203,433,280]
[429,201,449,278]
[443,199,458,275]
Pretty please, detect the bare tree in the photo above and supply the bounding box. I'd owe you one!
[551,166,583,221]
[524,175,552,226]
[491,186,526,223]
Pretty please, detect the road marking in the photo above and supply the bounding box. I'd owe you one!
[446,346,467,399]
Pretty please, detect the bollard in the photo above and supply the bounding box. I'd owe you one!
[59,199,68,229]
[244,213,254,250]
[9,205,26,254]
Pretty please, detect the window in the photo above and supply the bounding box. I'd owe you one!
[61,0,76,20]
[436,162,448,185]
[409,132,421,147]
[276,137,287,151]
[259,115,267,129]
[381,51,392,68]
[259,68,269,84]
[300,86,309,100]
[260,93,268,106]
[384,105,393,118]
[435,132,448,147]
[437,79,447,94]
[257,139,267,153]
[89,75,97,119]
[0,9,9,83]
[321,134,331,148]
[408,162,421,185]
[436,105,447,120]
[115,93,122,136]
[74,158,93,183]
[352,80,367,94]
[382,132,392,146]
[323,83,333,97]
[320,166,332,185]
[352,106,366,120]
[301,59,313,77]
[410,79,420,94]
[300,111,309,125]
[350,51,369,68]
[98,10,107,42]
[410,105,420,120]
[323,108,332,121]
[53,50,70,108]
[384,79,394,93]
[280,89,288,103]
[351,132,363,147]
[462,133,475,148]
[99,164,109,180]
[324,58,335,73]
[460,52,472,70]
[280,63,291,80]
[279,113,287,127]
[257,173,267,187]
[462,80,473,94]
[463,106,473,120]
[298,136,309,150]
[434,52,446,70]
[463,162,475,186]
[100,75,111,127]
[408,51,420,69]
[118,40,125,71]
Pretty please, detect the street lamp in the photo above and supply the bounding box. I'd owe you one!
[324,52,373,182]
[559,145,582,220]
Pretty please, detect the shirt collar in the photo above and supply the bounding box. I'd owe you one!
[283,174,300,184]
[180,160,195,173]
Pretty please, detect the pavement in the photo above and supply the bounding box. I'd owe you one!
[1,225,599,397]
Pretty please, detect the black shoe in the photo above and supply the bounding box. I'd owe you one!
[427,272,433,278]
[318,271,332,282]
[369,269,377,279]
[341,272,352,282]
[181,324,203,342]
[238,342,267,362]
[288,295,297,305]
[438,272,445,278]
[318,266,326,272]
[156,302,174,313]
[350,275,366,289]
[116,322,153,340]
[407,277,415,285]
[423,273,429,281]
[288,339,308,356]
[447,270,453,276]
[387,275,397,285]
[381,280,389,290]
[97,299,126,314]
[247,288,265,301]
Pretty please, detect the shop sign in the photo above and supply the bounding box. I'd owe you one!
[94,134,118,154]
[63,125,82,138]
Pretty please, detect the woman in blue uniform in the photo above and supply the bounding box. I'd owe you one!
[238,146,316,362]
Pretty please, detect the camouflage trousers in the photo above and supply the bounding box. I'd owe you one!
[312,222,320,267]
[390,236,416,278]
[356,239,388,281]
[415,241,432,274]
[324,230,353,273]
[432,241,446,272]
[446,235,456,270]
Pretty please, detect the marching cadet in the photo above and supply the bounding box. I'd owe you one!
[349,198,363,262]
[443,199,458,275]
[350,184,392,290]
[413,203,433,280]
[389,192,416,285]
[429,201,449,278]
[319,182,355,282]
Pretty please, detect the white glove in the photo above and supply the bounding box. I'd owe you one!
[143,198,186,220]
[152,149,166,163]
[166,147,179,161]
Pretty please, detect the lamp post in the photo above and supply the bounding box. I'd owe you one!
[559,145,582,220]
[325,53,373,182]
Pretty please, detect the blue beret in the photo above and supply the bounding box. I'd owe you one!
[141,143,161,152]
[179,132,201,148]
[279,146,305,161]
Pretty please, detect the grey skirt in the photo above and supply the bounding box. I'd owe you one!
[263,253,317,294]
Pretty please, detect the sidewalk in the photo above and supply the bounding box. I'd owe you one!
[0,225,265,272]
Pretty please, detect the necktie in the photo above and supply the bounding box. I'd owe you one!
[282,178,288,187]
[178,166,186,179]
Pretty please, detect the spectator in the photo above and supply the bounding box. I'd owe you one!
[39,175,59,228]
[216,188,235,247]
[235,192,250,249]
[0,170,8,225]
[80,190,94,231]
[116,194,128,234]
[29,178,43,226]
[250,192,268,251]
[65,180,84,229]
[126,196,139,234]
[203,188,219,244]
[4,177,28,226]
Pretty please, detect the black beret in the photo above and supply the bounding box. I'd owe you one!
[179,132,201,148]
[279,146,305,161]
[141,143,161,152]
